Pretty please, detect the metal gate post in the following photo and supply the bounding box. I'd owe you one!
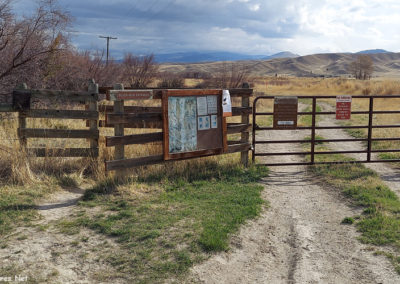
[367,97,374,162]
[252,97,259,163]
[311,97,317,164]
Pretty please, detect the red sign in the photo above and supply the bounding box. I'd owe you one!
[336,95,352,120]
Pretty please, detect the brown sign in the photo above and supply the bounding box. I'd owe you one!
[336,95,351,120]
[273,96,298,129]
[108,90,153,101]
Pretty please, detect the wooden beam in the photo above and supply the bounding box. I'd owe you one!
[97,105,162,113]
[19,128,99,139]
[106,155,164,171]
[28,148,98,157]
[14,89,98,102]
[165,89,221,96]
[232,107,252,116]
[106,132,162,147]
[16,83,28,150]
[241,90,251,167]
[227,143,252,154]
[106,112,162,124]
[88,80,99,152]
[23,109,98,119]
[0,104,15,112]
[228,89,253,97]
[227,123,252,134]
[113,84,125,170]
[93,120,163,129]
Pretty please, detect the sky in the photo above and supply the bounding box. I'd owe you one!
[12,0,400,58]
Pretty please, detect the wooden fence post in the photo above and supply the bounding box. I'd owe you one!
[17,83,28,151]
[113,83,125,177]
[240,83,250,167]
[88,79,99,157]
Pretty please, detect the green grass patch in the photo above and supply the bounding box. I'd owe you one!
[304,135,325,145]
[298,104,322,127]
[57,162,268,283]
[0,183,58,237]
[341,217,355,224]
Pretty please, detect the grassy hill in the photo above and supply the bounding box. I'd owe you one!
[160,52,400,78]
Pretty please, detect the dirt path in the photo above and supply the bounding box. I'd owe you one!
[190,118,400,283]
[0,188,123,284]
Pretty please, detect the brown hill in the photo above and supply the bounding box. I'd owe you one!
[160,52,400,78]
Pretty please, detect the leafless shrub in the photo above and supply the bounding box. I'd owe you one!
[0,0,71,92]
[157,72,184,88]
[43,49,122,90]
[122,53,159,88]
[198,62,251,88]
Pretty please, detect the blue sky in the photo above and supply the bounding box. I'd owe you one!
[13,0,400,58]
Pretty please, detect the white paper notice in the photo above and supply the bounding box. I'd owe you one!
[222,90,232,117]
[197,97,208,116]
[198,116,210,130]
[207,95,218,114]
[211,115,218,128]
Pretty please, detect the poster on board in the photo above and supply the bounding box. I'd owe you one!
[168,96,197,153]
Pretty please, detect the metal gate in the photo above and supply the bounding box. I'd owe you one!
[252,95,400,166]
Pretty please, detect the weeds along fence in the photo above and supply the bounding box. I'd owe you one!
[0,80,253,175]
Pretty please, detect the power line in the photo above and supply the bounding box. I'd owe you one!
[99,35,118,65]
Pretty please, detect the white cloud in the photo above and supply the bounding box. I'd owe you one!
[13,0,400,56]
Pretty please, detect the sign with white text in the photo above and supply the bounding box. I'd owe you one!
[273,96,298,129]
[336,95,352,120]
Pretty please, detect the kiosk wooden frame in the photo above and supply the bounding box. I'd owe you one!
[162,89,228,161]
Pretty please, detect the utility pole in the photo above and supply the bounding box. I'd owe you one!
[99,35,117,65]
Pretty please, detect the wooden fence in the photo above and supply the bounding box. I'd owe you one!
[11,80,99,157]
[3,81,253,174]
[100,85,253,172]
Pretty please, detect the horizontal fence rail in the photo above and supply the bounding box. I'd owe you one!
[253,95,400,166]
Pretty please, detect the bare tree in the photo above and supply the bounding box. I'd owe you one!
[157,72,184,88]
[0,0,71,90]
[203,62,251,88]
[42,49,122,90]
[122,53,159,88]
[348,55,374,80]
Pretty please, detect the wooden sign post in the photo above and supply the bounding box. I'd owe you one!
[273,97,298,129]
[336,95,352,120]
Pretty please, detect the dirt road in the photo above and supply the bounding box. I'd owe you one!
[0,188,123,283]
[190,112,400,283]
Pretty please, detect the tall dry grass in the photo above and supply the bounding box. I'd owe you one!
[0,93,246,186]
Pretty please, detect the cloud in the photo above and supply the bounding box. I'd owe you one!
[12,0,400,57]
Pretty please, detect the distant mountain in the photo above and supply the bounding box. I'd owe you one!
[262,51,299,60]
[160,52,400,78]
[154,51,299,63]
[356,49,390,54]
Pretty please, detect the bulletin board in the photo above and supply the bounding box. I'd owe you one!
[162,89,227,160]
